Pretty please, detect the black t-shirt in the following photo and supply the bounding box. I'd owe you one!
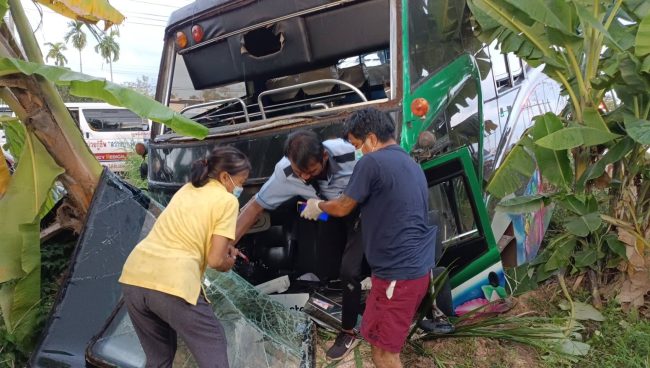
[344,144,436,280]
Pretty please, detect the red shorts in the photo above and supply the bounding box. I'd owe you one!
[360,273,429,353]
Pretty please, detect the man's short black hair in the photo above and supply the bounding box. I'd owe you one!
[284,130,324,170]
[344,107,396,142]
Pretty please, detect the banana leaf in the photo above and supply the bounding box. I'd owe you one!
[0,58,208,139]
[1,118,64,217]
[0,148,9,196]
[35,0,124,29]
[0,131,64,350]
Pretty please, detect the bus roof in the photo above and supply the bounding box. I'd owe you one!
[167,0,332,32]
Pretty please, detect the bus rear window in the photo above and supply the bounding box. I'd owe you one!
[84,109,149,132]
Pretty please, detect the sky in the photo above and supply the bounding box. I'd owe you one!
[22,0,194,85]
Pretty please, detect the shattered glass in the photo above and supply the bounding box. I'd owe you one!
[31,169,313,367]
[89,270,314,367]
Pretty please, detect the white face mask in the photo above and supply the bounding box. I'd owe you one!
[228,174,243,198]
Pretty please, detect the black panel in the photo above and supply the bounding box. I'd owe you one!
[30,170,160,367]
[168,0,329,39]
[235,18,313,82]
[183,39,241,89]
[438,237,488,274]
[176,0,390,88]
[305,0,389,61]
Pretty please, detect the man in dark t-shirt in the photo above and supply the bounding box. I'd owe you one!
[300,108,436,367]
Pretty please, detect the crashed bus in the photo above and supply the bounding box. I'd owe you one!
[31,0,564,366]
[146,0,563,314]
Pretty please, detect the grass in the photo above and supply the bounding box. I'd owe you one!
[122,153,147,189]
[0,232,76,367]
[580,305,650,368]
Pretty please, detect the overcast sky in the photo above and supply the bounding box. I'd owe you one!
[22,0,193,85]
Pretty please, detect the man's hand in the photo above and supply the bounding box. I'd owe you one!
[300,198,323,220]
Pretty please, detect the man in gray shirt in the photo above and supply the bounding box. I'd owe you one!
[234,130,365,361]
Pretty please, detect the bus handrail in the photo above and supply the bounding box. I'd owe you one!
[257,79,367,119]
[180,98,250,123]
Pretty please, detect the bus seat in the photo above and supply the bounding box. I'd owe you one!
[366,64,390,87]
[265,67,338,102]
[338,64,367,90]
[299,67,339,95]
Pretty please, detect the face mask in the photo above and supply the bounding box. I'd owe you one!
[228,174,244,198]
[355,148,363,160]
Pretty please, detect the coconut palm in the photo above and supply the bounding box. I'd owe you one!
[94,29,120,82]
[63,21,87,73]
[44,42,68,67]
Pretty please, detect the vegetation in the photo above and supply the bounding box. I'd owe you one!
[470,0,650,311]
[0,0,205,353]
[94,28,120,82]
[63,21,87,73]
[44,42,67,67]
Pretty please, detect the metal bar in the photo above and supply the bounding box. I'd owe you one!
[258,79,367,119]
[442,229,479,246]
[180,98,250,123]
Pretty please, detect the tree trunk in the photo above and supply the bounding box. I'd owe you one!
[109,59,113,82]
[1,0,101,229]
[79,49,82,73]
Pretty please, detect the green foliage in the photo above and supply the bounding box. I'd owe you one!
[471,0,650,307]
[123,153,147,189]
[580,304,650,368]
[44,42,67,67]
[0,131,64,351]
[0,57,207,138]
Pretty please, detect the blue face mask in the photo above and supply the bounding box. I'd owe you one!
[228,174,244,198]
[355,148,363,160]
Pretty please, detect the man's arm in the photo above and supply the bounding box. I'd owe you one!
[232,198,265,245]
[318,195,358,217]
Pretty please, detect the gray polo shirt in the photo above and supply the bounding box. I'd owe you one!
[255,138,357,210]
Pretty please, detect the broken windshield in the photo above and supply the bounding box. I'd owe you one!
[88,270,314,368]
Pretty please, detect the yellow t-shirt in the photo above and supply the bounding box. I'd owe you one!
[119,179,238,305]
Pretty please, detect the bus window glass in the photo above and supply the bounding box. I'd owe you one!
[508,53,523,80]
[68,109,80,128]
[84,109,149,132]
[408,0,465,88]
[170,54,246,114]
[428,177,481,247]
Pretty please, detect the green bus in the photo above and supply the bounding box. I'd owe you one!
[144,0,564,315]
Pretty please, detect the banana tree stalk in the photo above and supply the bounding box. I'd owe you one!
[7,0,101,213]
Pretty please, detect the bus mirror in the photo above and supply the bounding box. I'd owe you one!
[418,131,436,149]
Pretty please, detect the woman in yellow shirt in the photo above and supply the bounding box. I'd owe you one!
[119,146,250,368]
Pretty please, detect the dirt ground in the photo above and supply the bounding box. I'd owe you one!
[313,285,563,368]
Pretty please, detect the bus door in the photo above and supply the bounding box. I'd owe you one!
[422,147,505,314]
[402,0,506,314]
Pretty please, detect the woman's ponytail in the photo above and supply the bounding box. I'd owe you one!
[190,158,210,187]
[190,146,251,188]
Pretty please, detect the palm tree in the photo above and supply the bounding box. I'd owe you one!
[94,29,120,82]
[63,21,87,73]
[44,42,68,67]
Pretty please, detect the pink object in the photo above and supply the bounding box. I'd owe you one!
[455,298,489,316]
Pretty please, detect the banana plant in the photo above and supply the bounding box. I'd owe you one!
[0,0,208,351]
[468,0,650,309]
